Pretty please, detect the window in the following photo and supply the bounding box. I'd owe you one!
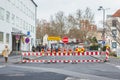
[33,26,35,33]
[11,0,15,5]
[30,25,33,32]
[11,14,15,25]
[0,32,3,42]
[25,22,28,30]
[32,26,34,32]
[6,11,10,22]
[112,20,117,27]
[20,1,23,11]
[6,33,9,43]
[15,0,19,8]
[0,7,5,20]
[20,19,22,28]
[112,29,117,38]
[18,17,20,27]
[16,16,19,27]
[23,21,25,29]
[29,24,31,31]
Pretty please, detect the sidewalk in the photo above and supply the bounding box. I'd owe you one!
[108,56,120,65]
[0,53,22,65]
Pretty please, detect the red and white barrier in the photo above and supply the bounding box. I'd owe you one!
[21,51,109,63]
[22,51,101,56]
[22,59,103,63]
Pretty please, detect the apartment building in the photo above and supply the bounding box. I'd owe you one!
[106,9,120,52]
[0,0,37,53]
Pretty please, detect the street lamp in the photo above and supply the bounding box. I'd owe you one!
[98,6,106,41]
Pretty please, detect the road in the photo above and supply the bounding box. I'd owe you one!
[0,55,120,80]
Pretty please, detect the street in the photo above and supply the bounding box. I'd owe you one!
[0,55,120,80]
[0,0,120,80]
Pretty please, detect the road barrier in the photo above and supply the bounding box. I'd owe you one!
[21,49,109,63]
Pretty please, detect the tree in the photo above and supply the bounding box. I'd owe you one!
[36,8,95,42]
[83,7,94,23]
[50,11,66,37]
[105,19,120,45]
[76,9,82,28]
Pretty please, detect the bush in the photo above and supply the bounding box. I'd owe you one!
[109,51,117,57]
[102,46,106,51]
[89,45,99,50]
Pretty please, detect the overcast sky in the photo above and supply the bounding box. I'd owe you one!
[34,0,120,27]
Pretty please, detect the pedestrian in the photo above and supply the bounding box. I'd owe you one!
[2,45,11,63]
[32,45,36,52]
[38,44,41,52]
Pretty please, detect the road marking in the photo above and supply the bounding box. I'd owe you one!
[65,77,89,80]
[116,66,120,69]
[106,63,120,69]
[7,73,25,76]
[9,65,118,80]
[0,65,6,68]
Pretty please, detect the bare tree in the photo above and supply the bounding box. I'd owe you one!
[83,7,94,23]
[106,20,120,45]
[66,14,77,30]
[36,8,95,42]
[76,9,82,28]
[50,11,66,37]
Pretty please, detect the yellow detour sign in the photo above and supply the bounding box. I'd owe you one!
[48,36,61,41]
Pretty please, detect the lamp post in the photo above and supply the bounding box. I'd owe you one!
[98,6,106,42]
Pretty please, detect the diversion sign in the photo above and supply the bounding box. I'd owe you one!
[48,36,61,41]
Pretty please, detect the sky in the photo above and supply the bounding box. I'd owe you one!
[34,0,120,27]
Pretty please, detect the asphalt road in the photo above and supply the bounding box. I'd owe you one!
[0,55,120,80]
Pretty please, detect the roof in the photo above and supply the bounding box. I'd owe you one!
[31,0,38,7]
[112,9,120,17]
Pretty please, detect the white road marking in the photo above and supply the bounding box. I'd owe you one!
[7,73,25,76]
[106,63,120,70]
[116,66,120,69]
[9,65,118,80]
[65,77,89,80]
[0,65,6,68]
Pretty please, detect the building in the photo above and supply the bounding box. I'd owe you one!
[95,28,103,41]
[80,20,97,39]
[106,9,120,52]
[80,20,97,32]
[0,0,37,53]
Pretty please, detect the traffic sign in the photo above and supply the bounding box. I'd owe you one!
[25,37,30,43]
[112,42,117,48]
[27,31,30,36]
[102,41,105,45]
[15,35,20,40]
[48,36,61,41]
[62,37,68,43]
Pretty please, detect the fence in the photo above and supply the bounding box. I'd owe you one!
[21,49,109,63]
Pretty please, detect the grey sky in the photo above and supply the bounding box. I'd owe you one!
[34,0,120,27]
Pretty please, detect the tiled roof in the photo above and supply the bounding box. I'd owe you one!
[112,9,120,17]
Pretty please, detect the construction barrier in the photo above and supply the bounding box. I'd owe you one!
[21,49,109,63]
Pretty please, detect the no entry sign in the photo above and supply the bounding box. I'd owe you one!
[62,37,68,43]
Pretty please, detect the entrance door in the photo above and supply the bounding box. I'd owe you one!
[12,35,21,51]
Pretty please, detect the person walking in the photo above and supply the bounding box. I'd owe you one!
[2,45,11,63]
[32,45,36,52]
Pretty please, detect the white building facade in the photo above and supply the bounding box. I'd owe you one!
[106,14,120,53]
[0,0,37,53]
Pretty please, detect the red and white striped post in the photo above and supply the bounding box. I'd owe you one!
[105,47,110,62]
